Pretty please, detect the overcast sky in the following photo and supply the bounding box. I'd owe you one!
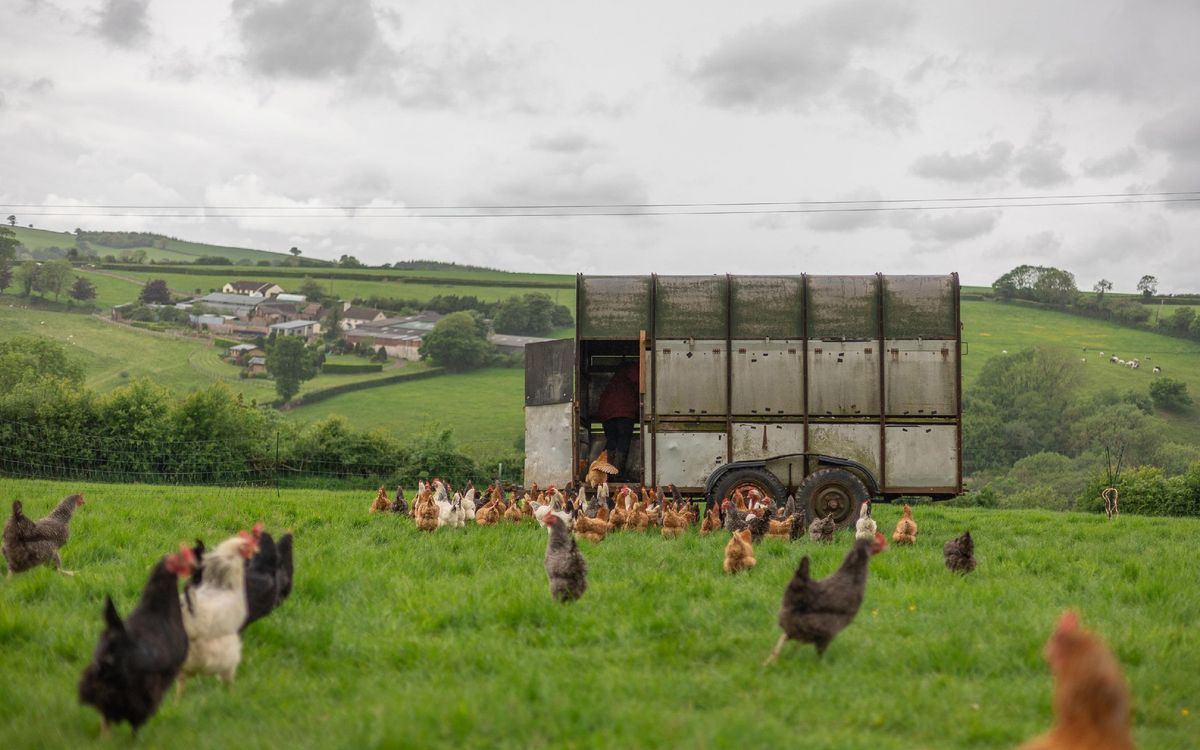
[3,0,1199,290]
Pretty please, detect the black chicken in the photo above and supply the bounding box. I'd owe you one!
[722,499,748,533]
[3,494,85,576]
[746,514,771,543]
[765,534,886,664]
[944,530,976,573]
[389,485,408,514]
[79,547,194,736]
[275,531,294,602]
[243,526,281,631]
[543,513,587,602]
[808,514,836,542]
[788,507,809,542]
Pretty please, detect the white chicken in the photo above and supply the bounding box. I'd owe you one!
[178,532,257,695]
[460,487,477,521]
[854,501,877,541]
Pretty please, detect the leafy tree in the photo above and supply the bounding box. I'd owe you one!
[38,260,73,300]
[992,264,1077,305]
[1149,378,1193,411]
[0,226,18,269]
[1092,279,1112,299]
[15,260,39,296]
[1164,306,1195,334]
[290,246,301,257]
[1190,315,1200,340]
[266,335,318,402]
[299,276,325,301]
[550,303,573,328]
[6,215,15,227]
[139,279,172,305]
[493,293,557,336]
[418,311,495,371]
[1137,274,1158,299]
[0,336,85,390]
[339,254,362,268]
[0,266,11,294]
[119,248,148,264]
[194,255,232,265]
[68,276,97,303]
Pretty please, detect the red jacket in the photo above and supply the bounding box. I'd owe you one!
[596,364,640,422]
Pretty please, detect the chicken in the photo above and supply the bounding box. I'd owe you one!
[723,528,756,575]
[746,513,771,543]
[415,492,440,532]
[629,500,651,532]
[699,503,721,536]
[854,501,877,541]
[1018,611,1135,750]
[178,532,258,694]
[574,505,611,543]
[764,533,887,664]
[543,513,587,602]
[389,486,408,515]
[3,494,85,577]
[275,531,294,603]
[474,497,500,526]
[586,450,619,488]
[79,546,195,737]
[789,507,809,542]
[722,498,748,533]
[459,486,477,520]
[243,523,285,631]
[808,514,836,543]
[503,495,524,524]
[766,516,794,541]
[944,530,976,573]
[660,503,688,539]
[892,504,917,545]
[369,486,390,514]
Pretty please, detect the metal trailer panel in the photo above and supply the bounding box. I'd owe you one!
[654,339,727,416]
[524,403,574,488]
[807,275,879,340]
[731,422,806,460]
[648,431,728,487]
[654,275,729,338]
[883,275,957,338]
[524,339,575,406]
[730,340,805,415]
[885,339,958,416]
[807,341,881,415]
[808,423,882,479]
[578,275,651,339]
[731,275,804,338]
[884,424,959,490]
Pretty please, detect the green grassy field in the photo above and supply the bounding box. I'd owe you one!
[8,227,298,265]
[0,478,1196,749]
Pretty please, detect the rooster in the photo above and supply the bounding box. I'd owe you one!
[892,504,917,545]
[178,532,257,694]
[543,513,587,602]
[1018,611,1135,750]
[3,494,85,577]
[808,514,835,543]
[854,501,877,541]
[764,533,887,664]
[79,546,195,737]
[723,528,756,575]
[944,530,976,573]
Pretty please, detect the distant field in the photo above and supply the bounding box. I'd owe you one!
[1,478,1197,749]
[8,226,297,265]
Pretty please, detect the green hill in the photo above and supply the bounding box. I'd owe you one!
[7,226,305,265]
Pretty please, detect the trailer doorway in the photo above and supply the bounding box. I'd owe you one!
[578,339,644,484]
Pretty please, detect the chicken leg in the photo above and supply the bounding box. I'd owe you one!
[100,719,110,739]
[175,676,186,702]
[52,552,76,576]
[763,634,788,666]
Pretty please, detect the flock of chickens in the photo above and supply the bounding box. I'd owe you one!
[2,495,294,737]
[1,479,1134,748]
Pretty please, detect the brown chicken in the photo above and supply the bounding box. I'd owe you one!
[574,507,610,543]
[892,504,918,544]
[944,530,976,573]
[699,504,720,536]
[3,494,86,577]
[660,504,688,539]
[586,450,619,488]
[474,499,500,526]
[766,516,794,540]
[629,501,651,532]
[723,528,756,575]
[1018,611,1135,750]
[389,486,408,514]
[369,486,390,514]
[415,491,439,531]
[503,497,524,524]
[765,533,887,664]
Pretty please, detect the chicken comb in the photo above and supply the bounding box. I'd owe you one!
[1056,610,1080,634]
[179,543,197,563]
[252,521,265,537]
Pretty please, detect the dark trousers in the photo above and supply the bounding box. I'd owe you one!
[602,417,635,458]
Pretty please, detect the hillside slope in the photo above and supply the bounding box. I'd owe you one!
[7,226,299,265]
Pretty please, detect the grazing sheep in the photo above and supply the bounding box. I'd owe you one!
[1153,366,1162,374]
[1080,358,1087,363]
[1110,355,1118,363]
[1001,349,1008,354]
[1118,359,1126,365]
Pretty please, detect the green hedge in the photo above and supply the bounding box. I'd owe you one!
[295,367,443,407]
[321,362,384,374]
[97,263,572,289]
[213,336,241,348]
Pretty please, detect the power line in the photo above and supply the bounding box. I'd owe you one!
[7,196,1200,219]
[2,190,1198,212]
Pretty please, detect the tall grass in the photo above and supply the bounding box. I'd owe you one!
[1,479,1196,749]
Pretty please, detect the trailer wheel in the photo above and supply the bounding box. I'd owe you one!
[797,468,869,529]
[710,468,787,511]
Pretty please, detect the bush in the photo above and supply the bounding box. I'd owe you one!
[320,362,383,374]
[1149,378,1193,411]
[418,311,495,371]
[1078,466,1171,515]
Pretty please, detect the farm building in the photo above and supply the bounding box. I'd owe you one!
[490,333,553,354]
[276,293,307,303]
[186,292,266,318]
[190,313,235,329]
[222,280,284,297]
[344,312,443,360]
[226,343,264,362]
[339,303,387,330]
[269,319,321,338]
[246,356,267,375]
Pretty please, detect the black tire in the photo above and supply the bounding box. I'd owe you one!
[709,467,788,512]
[796,468,869,529]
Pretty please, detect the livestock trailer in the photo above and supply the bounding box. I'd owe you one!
[524,274,962,525]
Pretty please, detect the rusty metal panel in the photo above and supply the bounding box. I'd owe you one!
[578,276,651,339]
[807,341,880,415]
[885,339,957,416]
[649,431,727,487]
[807,275,878,340]
[524,339,575,406]
[731,275,803,338]
[524,403,574,488]
[731,423,805,460]
[654,276,729,339]
[654,339,727,415]
[883,275,956,338]
[730,340,804,414]
[808,423,881,478]
[884,424,958,489]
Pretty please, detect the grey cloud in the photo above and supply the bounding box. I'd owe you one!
[688,1,914,122]
[1015,141,1070,187]
[233,0,393,80]
[94,0,150,48]
[530,132,599,154]
[394,38,543,112]
[1079,214,1171,263]
[903,210,1000,244]
[840,69,915,131]
[1138,105,1200,160]
[807,189,885,233]
[27,77,53,95]
[1081,146,1141,178]
[471,157,648,208]
[911,141,1013,182]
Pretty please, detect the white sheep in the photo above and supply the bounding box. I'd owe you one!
[1080,358,1087,363]
[1110,355,1118,363]
[1118,359,1127,365]
[1153,366,1162,374]
[1001,349,1008,354]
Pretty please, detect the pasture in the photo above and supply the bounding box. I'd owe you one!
[0,478,1196,749]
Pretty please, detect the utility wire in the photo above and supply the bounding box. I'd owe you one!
[8,196,1200,219]
[2,190,1198,212]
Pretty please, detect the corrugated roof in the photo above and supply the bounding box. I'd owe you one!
[197,293,266,305]
[270,319,318,330]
